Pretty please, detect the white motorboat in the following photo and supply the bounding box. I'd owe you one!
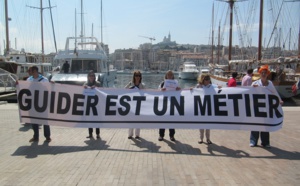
[178,61,199,80]
[50,37,117,87]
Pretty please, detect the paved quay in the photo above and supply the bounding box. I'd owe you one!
[0,103,299,186]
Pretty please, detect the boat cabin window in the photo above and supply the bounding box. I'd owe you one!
[69,60,98,73]
[21,67,25,73]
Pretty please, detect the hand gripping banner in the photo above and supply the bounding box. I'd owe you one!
[17,81,283,131]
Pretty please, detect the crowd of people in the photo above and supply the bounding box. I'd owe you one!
[21,65,283,148]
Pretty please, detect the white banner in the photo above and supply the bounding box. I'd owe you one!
[17,81,284,131]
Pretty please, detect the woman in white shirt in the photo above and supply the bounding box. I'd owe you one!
[125,70,145,139]
[250,65,283,148]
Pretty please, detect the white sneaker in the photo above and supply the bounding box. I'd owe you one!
[158,136,163,141]
[249,143,255,147]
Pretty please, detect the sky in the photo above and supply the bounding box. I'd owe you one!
[0,0,299,54]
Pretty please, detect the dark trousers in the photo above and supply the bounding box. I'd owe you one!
[250,131,270,146]
[159,129,175,138]
[88,128,100,135]
[32,124,50,139]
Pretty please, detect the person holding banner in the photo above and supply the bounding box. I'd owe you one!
[191,74,219,145]
[27,66,51,143]
[250,65,283,148]
[83,70,101,139]
[158,70,181,141]
[125,70,145,139]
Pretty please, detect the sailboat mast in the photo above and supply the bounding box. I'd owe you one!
[298,20,300,58]
[218,21,221,65]
[258,0,264,61]
[80,0,83,38]
[228,0,234,62]
[40,0,45,62]
[48,0,57,53]
[101,0,103,47]
[211,3,214,65]
[5,0,9,55]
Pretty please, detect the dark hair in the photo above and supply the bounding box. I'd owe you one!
[232,72,238,78]
[31,66,39,72]
[87,70,96,84]
[247,69,253,74]
[132,70,142,84]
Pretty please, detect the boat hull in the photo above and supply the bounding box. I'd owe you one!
[179,71,199,80]
[50,70,117,87]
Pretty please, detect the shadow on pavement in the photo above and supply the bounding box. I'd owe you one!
[19,124,31,132]
[131,137,161,152]
[11,139,300,160]
[11,139,109,159]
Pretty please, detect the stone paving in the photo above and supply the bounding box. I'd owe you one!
[0,103,299,186]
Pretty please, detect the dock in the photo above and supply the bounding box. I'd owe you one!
[0,103,299,185]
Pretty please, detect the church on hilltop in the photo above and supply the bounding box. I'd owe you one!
[155,32,177,48]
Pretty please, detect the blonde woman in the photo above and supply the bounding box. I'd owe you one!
[125,70,145,139]
[158,70,181,141]
[191,74,220,144]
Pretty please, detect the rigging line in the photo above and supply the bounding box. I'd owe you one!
[266,0,285,49]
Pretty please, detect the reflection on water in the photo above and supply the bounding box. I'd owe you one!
[114,73,197,89]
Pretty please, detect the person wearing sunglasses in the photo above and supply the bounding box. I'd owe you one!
[250,65,283,148]
[191,74,220,145]
[125,70,145,139]
[83,70,101,139]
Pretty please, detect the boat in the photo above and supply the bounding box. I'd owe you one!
[0,0,54,81]
[178,61,199,80]
[50,36,117,86]
[0,57,52,80]
[208,0,300,98]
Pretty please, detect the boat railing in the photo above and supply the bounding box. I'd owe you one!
[0,72,17,93]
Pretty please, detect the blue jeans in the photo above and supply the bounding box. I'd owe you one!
[32,124,51,139]
[250,131,270,146]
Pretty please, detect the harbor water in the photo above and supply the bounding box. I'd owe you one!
[114,72,197,89]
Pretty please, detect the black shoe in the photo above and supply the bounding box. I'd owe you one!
[135,136,140,139]
[170,137,175,141]
[262,144,271,148]
[207,139,212,144]
[198,140,203,144]
[86,135,93,138]
[45,137,52,142]
[128,136,133,139]
[96,135,100,139]
[29,138,39,142]
[158,136,163,141]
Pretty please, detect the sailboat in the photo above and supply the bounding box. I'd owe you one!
[50,0,117,87]
[0,0,53,81]
[209,0,300,98]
